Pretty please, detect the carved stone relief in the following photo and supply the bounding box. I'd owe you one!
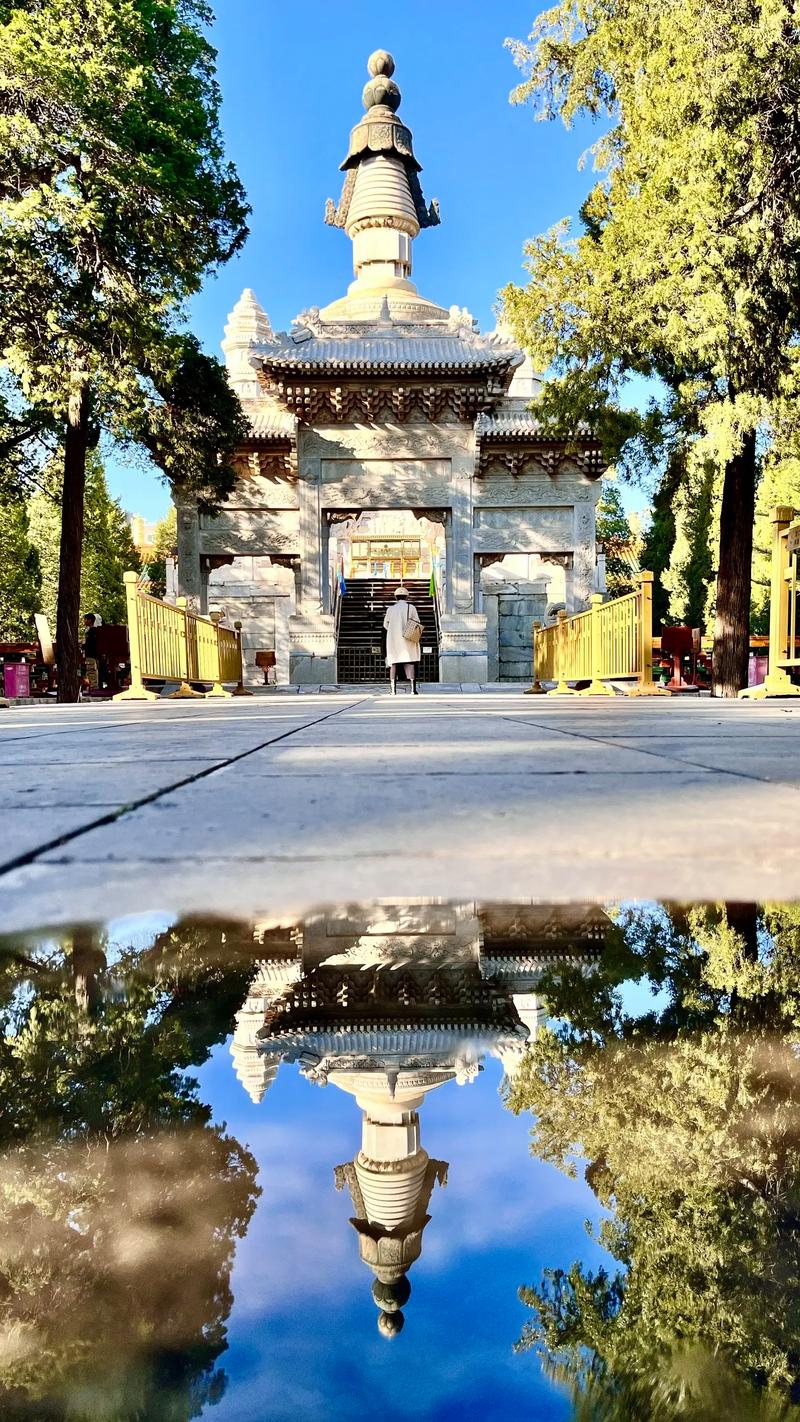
[473,507,573,553]
[228,470,300,510]
[475,473,574,506]
[320,458,451,508]
[302,424,470,459]
[199,509,300,555]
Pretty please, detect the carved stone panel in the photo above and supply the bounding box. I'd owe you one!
[472,506,573,553]
[227,472,300,510]
[320,458,452,508]
[475,473,583,507]
[198,509,300,555]
[302,424,472,459]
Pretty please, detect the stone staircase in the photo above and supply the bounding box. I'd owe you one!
[336,579,440,684]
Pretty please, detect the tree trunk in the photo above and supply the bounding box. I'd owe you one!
[712,425,757,697]
[70,926,107,1017]
[726,902,759,961]
[56,384,91,703]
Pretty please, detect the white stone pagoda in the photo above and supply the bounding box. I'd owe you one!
[229,901,609,1334]
[176,50,605,685]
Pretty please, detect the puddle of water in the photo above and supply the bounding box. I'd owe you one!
[0,901,798,1420]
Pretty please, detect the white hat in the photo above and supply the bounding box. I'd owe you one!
[394,586,409,598]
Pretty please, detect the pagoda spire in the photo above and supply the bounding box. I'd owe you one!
[321,50,445,324]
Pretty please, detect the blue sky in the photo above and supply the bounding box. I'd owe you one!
[112,0,604,522]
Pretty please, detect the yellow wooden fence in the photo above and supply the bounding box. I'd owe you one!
[115,572,248,700]
[740,506,800,700]
[529,571,668,697]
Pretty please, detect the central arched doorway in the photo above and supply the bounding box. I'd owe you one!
[330,511,444,684]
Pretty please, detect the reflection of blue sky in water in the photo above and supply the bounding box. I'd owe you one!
[196,1046,608,1422]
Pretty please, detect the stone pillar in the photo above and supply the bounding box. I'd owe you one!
[483,588,500,682]
[450,459,474,614]
[572,485,599,610]
[473,555,484,613]
[320,515,331,615]
[437,454,488,683]
[443,512,454,613]
[297,453,323,614]
[176,501,203,612]
[289,459,336,684]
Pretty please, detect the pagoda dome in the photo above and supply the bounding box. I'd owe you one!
[346,156,420,238]
[355,1146,430,1231]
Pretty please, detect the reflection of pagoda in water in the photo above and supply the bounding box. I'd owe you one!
[230,903,609,1334]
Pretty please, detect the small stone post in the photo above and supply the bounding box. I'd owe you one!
[206,610,232,698]
[232,620,253,696]
[548,610,575,696]
[525,620,546,694]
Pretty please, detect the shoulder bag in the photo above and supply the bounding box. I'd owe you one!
[403,606,423,645]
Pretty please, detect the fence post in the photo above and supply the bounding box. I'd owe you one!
[232,620,254,696]
[547,610,576,696]
[580,594,615,696]
[166,597,205,698]
[114,572,159,701]
[740,506,800,699]
[525,620,546,694]
[628,571,669,697]
[205,611,233,698]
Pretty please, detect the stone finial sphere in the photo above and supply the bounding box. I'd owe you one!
[377,1310,405,1338]
[368,50,395,77]
[362,75,401,112]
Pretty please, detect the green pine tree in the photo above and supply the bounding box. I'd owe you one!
[662,460,717,631]
[81,457,141,624]
[0,493,41,641]
[144,506,177,600]
[27,454,140,629]
[503,0,800,694]
[507,903,800,1412]
[596,481,637,597]
[640,455,682,632]
[0,0,250,699]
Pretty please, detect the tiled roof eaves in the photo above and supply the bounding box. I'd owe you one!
[241,430,294,446]
[262,355,516,375]
[479,425,545,441]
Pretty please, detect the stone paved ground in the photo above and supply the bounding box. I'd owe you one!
[2,691,800,932]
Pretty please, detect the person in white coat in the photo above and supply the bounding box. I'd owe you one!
[383,586,422,694]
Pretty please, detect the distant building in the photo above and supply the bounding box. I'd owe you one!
[176,50,606,685]
[128,514,158,561]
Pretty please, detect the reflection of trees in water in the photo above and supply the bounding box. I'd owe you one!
[507,904,800,1420]
[0,920,261,1420]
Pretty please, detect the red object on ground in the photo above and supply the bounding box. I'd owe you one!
[3,662,31,697]
[661,626,700,692]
